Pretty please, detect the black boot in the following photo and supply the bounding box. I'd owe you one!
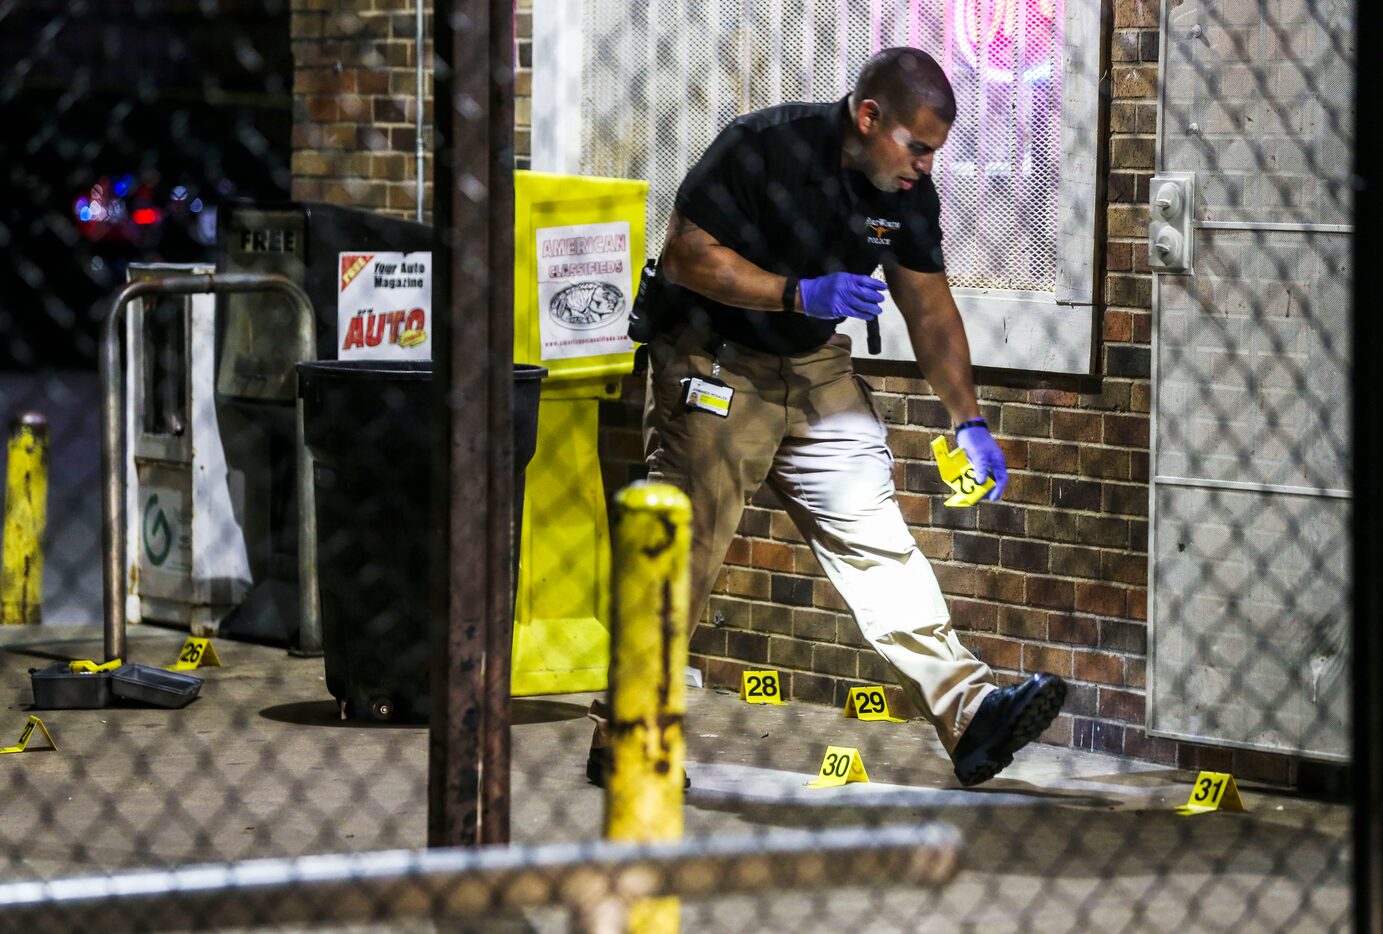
[951,673,1066,787]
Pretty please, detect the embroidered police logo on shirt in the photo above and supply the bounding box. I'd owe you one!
[865,216,901,246]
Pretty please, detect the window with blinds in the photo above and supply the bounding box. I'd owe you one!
[580,0,1067,295]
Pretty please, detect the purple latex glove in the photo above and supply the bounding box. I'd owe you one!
[798,272,887,321]
[957,421,1008,502]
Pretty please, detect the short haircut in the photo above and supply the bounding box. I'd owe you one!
[852,47,957,125]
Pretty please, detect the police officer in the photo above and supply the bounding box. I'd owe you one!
[599,47,1066,788]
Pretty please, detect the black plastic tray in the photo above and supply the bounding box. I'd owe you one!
[110,664,203,709]
[30,663,112,709]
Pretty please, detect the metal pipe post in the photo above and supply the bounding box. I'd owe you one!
[415,0,426,223]
[428,0,516,847]
[1354,0,1381,928]
[99,290,127,662]
[1,413,50,625]
[100,274,318,663]
[292,304,322,657]
[605,481,692,934]
[480,0,518,839]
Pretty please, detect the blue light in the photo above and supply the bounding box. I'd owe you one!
[172,185,189,201]
[190,198,203,213]
[78,205,92,222]
[114,175,133,197]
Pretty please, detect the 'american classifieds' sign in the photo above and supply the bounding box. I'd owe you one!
[535,222,635,361]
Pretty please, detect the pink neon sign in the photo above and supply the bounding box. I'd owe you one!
[953,0,1060,81]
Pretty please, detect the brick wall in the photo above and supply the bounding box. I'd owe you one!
[289,0,432,216]
[288,0,533,218]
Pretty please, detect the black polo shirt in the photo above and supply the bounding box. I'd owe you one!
[664,96,947,355]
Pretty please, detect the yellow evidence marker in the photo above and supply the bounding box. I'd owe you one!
[807,745,870,787]
[931,436,995,508]
[740,669,786,705]
[167,637,222,672]
[843,685,906,723]
[0,716,57,755]
[1176,770,1247,815]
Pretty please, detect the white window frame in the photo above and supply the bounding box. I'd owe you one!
[533,0,1101,375]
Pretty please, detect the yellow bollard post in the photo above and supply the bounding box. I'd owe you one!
[605,481,692,934]
[1,413,49,626]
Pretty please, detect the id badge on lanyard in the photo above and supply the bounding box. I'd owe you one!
[680,355,734,417]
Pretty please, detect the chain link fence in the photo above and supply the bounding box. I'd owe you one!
[0,0,1362,931]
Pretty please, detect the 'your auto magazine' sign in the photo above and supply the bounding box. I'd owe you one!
[337,252,432,360]
[536,221,635,361]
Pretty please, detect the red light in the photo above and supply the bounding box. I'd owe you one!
[132,208,159,225]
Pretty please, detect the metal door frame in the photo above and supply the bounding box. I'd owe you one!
[1145,0,1352,762]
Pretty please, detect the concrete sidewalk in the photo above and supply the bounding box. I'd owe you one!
[0,624,1350,932]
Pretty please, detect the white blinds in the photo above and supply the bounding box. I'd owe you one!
[580,0,1065,294]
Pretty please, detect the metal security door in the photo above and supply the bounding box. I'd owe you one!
[1148,0,1353,760]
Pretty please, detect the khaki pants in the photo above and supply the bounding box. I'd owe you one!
[642,326,995,751]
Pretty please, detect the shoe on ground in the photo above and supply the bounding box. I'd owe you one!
[951,672,1066,787]
[586,746,690,790]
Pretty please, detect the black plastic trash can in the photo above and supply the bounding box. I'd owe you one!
[297,360,546,722]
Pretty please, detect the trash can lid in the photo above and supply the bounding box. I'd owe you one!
[296,361,547,381]
[296,360,432,380]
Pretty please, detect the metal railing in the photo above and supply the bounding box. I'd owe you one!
[0,825,961,934]
[98,273,320,662]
